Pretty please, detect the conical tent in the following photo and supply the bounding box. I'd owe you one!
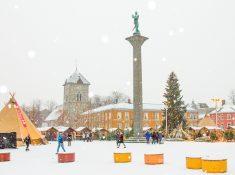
[0,95,45,146]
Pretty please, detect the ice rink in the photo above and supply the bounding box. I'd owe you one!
[0,141,234,175]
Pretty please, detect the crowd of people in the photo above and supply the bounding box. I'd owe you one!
[22,130,164,153]
[82,132,93,142]
[145,130,164,144]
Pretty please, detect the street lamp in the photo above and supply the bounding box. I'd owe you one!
[211,98,222,126]
[165,107,168,137]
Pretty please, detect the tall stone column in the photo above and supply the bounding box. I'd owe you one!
[126,34,148,138]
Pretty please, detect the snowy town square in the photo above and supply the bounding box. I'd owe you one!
[0,141,234,175]
[1,0,235,175]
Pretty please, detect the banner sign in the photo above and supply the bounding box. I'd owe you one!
[15,102,27,128]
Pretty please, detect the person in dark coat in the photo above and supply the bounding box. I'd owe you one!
[89,132,93,142]
[151,131,157,144]
[24,135,31,151]
[158,132,163,144]
[117,132,126,148]
[115,132,120,147]
[67,133,72,146]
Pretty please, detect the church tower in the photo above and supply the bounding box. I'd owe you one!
[63,68,90,119]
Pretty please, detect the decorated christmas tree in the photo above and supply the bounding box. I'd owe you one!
[162,72,187,134]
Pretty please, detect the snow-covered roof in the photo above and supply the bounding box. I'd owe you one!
[55,126,69,132]
[198,113,206,119]
[143,127,152,131]
[186,106,197,112]
[65,69,90,85]
[37,127,53,132]
[45,105,63,121]
[82,103,164,115]
[228,126,235,129]
[203,126,222,130]
[108,128,118,132]
[91,128,104,132]
[76,127,88,132]
[124,127,132,131]
[210,105,235,114]
[188,126,202,131]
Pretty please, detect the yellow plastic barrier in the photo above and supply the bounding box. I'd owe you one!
[145,154,164,165]
[202,158,227,173]
[114,153,131,163]
[186,157,202,169]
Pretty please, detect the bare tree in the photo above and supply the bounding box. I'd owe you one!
[229,90,235,105]
[111,91,129,103]
[45,100,57,112]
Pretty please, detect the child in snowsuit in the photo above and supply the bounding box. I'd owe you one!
[24,135,31,151]
[67,133,72,146]
[56,133,66,153]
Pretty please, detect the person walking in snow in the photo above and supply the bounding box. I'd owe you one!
[82,132,86,141]
[67,133,72,146]
[151,131,157,144]
[145,131,151,144]
[24,135,31,151]
[115,132,120,147]
[56,133,66,154]
[89,132,93,142]
[158,132,163,144]
[117,132,126,148]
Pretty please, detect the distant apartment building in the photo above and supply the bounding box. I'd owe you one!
[77,103,199,130]
[209,104,235,129]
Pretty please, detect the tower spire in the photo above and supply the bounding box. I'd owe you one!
[75,58,78,72]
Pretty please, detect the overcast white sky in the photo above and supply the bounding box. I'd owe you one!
[0,0,235,108]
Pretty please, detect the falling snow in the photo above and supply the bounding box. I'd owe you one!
[179,27,185,33]
[168,30,175,36]
[101,35,109,44]
[27,50,36,59]
[147,1,157,11]
[0,85,8,94]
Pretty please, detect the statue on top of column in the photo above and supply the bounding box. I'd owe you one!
[132,11,140,35]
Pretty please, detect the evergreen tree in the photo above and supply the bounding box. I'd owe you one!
[162,72,187,133]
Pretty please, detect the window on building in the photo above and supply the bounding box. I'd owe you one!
[154,113,159,121]
[118,123,122,129]
[190,113,197,120]
[227,114,232,120]
[144,113,148,120]
[77,93,82,101]
[125,112,129,120]
[117,112,122,120]
[109,113,112,120]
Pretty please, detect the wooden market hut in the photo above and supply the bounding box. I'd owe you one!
[37,127,58,141]
[92,128,109,140]
[75,127,91,140]
[188,126,203,139]
[54,126,76,140]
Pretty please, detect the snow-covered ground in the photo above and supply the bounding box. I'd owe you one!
[0,141,234,175]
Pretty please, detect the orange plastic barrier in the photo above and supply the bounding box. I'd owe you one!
[58,153,75,163]
[186,157,202,169]
[114,153,131,163]
[144,154,164,165]
[202,158,227,173]
[0,153,10,162]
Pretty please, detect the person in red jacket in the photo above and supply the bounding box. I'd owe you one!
[117,132,126,148]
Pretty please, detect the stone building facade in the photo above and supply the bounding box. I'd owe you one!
[63,68,90,120]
